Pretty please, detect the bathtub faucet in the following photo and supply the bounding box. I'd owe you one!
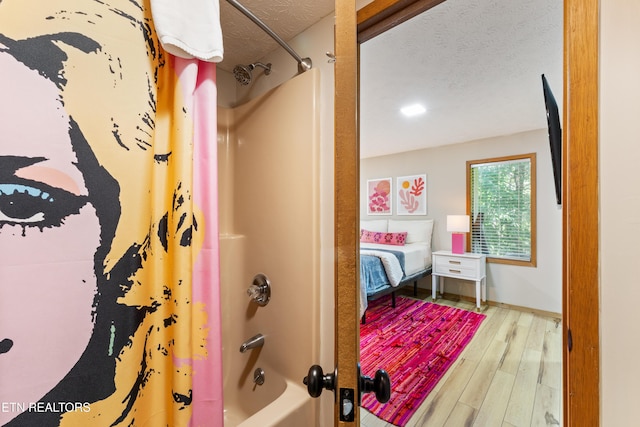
[239,333,265,353]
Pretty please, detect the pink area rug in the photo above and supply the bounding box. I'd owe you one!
[360,296,485,426]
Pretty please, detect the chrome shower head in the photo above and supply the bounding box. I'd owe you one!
[233,64,252,86]
[232,62,272,86]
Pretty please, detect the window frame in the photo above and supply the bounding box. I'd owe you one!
[466,153,537,267]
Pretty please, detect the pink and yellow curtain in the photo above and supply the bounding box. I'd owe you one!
[0,1,222,425]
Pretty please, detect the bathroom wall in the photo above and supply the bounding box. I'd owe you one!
[233,68,320,379]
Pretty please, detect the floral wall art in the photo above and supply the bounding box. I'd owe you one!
[397,174,427,215]
[367,178,392,215]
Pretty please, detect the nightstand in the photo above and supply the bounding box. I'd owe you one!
[432,250,487,311]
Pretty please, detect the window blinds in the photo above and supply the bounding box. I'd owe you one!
[470,158,532,261]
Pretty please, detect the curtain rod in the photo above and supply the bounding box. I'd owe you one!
[224,0,312,73]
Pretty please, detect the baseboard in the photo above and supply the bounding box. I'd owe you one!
[398,287,562,320]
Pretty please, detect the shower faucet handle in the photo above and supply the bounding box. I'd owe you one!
[247,273,271,306]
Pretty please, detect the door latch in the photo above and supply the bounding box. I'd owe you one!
[340,388,355,421]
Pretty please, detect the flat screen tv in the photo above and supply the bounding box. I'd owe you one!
[542,74,562,205]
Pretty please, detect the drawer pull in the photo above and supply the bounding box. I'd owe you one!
[449,269,461,274]
[448,260,461,265]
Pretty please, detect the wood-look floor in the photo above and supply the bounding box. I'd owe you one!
[360,291,562,427]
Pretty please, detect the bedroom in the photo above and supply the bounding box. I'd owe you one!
[356,3,563,422]
[359,130,562,316]
[357,0,562,317]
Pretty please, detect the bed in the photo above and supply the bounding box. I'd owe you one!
[359,219,434,321]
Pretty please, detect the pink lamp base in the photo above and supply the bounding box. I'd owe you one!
[451,233,465,254]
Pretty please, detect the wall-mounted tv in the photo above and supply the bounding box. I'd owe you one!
[542,74,562,206]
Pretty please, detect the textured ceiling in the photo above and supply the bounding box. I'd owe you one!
[218,0,563,159]
[218,0,335,72]
[359,0,563,157]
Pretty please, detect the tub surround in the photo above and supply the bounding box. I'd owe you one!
[218,70,321,426]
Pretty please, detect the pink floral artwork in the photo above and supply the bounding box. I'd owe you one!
[367,178,392,215]
[397,174,427,215]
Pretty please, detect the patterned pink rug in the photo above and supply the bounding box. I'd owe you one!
[360,296,485,426]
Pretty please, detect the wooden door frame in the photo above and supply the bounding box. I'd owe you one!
[334,1,360,425]
[334,0,599,425]
[562,0,599,425]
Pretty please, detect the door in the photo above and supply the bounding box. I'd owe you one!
[333,1,362,424]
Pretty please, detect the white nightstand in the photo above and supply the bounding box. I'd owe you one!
[432,250,487,311]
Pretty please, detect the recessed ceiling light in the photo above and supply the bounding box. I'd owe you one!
[400,103,426,117]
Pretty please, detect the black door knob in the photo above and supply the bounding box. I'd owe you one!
[303,365,336,398]
[303,364,391,404]
[359,366,391,404]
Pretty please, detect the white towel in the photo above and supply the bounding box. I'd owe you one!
[151,0,224,62]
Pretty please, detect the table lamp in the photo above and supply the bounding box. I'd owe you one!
[447,215,470,254]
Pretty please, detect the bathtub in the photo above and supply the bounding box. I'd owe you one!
[223,374,312,427]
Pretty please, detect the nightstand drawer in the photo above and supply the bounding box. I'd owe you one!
[434,263,477,279]
[434,255,478,270]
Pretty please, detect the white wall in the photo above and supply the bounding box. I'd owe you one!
[361,129,563,314]
[600,0,640,424]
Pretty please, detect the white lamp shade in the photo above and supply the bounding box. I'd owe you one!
[447,215,470,233]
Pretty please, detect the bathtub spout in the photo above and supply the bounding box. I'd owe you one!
[240,333,265,353]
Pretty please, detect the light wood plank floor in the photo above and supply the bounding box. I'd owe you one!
[360,291,562,427]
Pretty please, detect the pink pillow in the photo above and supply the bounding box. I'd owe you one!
[360,229,407,246]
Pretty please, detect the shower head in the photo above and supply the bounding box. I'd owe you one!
[232,64,252,86]
[232,62,272,86]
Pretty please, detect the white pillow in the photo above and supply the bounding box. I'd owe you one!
[388,219,433,244]
[360,219,388,233]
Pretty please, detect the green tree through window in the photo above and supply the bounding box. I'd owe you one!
[467,153,536,266]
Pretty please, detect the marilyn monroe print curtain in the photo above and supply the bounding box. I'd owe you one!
[0,0,223,425]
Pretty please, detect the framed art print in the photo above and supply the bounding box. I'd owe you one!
[367,178,392,215]
[397,174,427,215]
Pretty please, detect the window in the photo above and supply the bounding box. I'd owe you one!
[467,154,536,266]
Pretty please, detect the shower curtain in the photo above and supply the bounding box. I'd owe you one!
[0,1,223,426]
